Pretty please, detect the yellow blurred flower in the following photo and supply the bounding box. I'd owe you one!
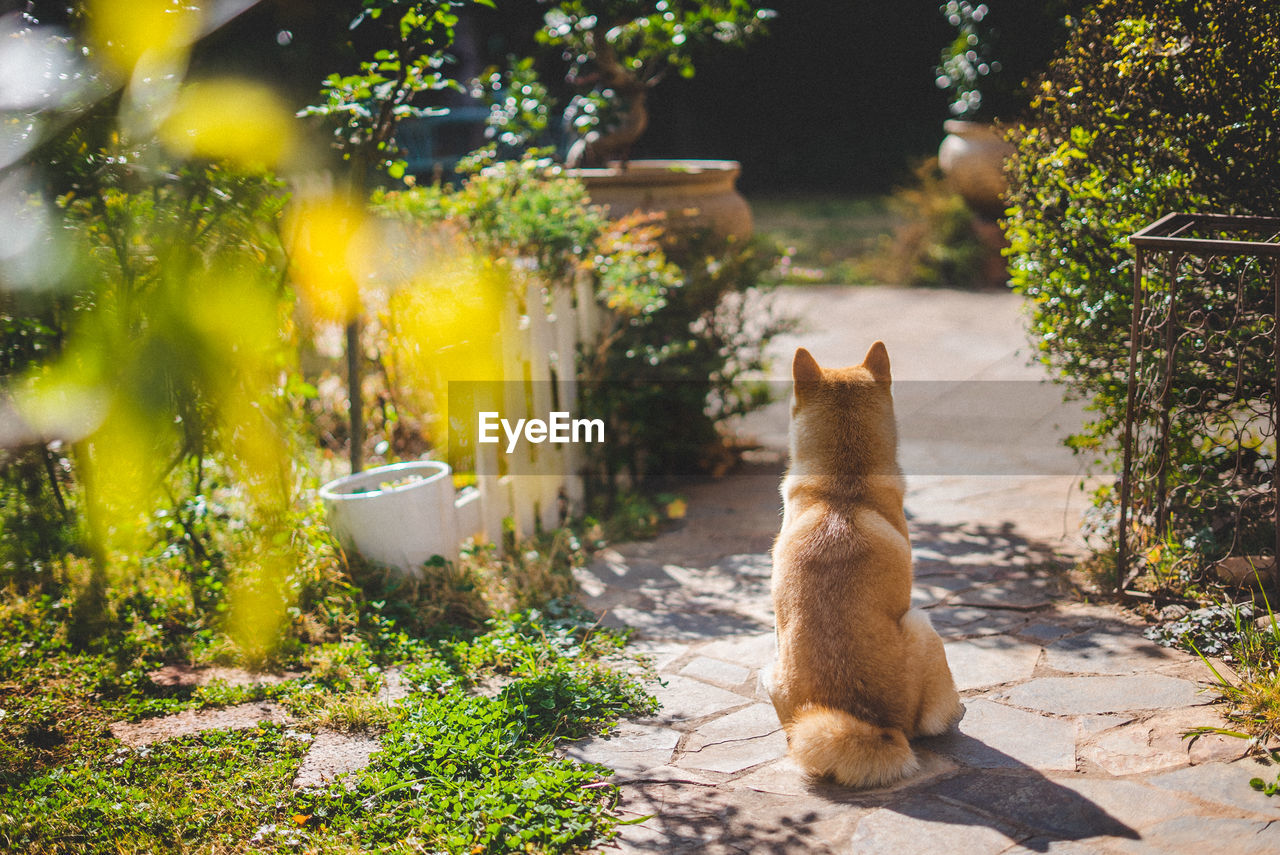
[284,197,370,324]
[160,79,297,170]
[87,0,200,76]
[665,497,688,519]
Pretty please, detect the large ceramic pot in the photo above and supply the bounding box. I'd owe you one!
[320,460,465,575]
[569,159,753,243]
[937,120,1015,219]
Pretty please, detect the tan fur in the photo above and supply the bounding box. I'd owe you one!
[768,343,962,789]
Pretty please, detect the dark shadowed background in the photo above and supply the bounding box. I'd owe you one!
[14,0,1066,193]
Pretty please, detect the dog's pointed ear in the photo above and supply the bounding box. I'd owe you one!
[863,340,891,384]
[793,348,822,404]
[793,347,822,386]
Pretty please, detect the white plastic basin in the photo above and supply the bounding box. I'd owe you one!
[319,461,459,574]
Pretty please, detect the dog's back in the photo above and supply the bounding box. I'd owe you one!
[768,344,961,788]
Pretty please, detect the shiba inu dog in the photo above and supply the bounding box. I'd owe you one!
[767,343,962,788]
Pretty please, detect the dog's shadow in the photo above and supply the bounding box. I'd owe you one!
[614,713,1139,854]
[805,716,1141,852]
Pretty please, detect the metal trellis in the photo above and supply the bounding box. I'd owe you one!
[1119,213,1280,591]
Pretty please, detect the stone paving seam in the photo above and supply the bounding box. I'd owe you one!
[1145,764,1280,821]
[678,730,785,755]
[614,776,721,789]
[650,700,759,731]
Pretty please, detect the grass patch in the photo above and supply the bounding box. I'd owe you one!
[0,453,672,853]
[0,594,659,853]
[282,604,657,853]
[1179,604,1280,746]
[1130,544,1280,745]
[750,162,996,288]
[1,725,310,854]
[293,690,621,853]
[751,194,897,285]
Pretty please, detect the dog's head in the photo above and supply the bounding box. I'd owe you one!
[789,343,897,473]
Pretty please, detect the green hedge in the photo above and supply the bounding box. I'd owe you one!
[1005,0,1280,558]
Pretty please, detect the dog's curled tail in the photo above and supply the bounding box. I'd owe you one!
[788,704,917,788]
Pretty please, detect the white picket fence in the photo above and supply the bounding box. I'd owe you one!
[322,258,608,571]
[454,271,604,552]
[321,266,606,570]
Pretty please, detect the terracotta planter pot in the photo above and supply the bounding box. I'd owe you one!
[569,159,753,243]
[937,120,1015,219]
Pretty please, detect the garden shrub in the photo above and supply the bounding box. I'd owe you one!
[0,291,78,586]
[0,154,328,655]
[935,0,1076,122]
[374,158,787,490]
[1004,0,1280,567]
[0,0,778,677]
[581,227,786,483]
[1,66,387,659]
[0,446,80,593]
[882,158,990,288]
[375,157,608,284]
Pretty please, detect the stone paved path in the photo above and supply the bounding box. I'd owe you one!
[562,286,1280,854]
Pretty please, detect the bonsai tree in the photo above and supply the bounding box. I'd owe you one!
[536,0,773,167]
[303,0,486,186]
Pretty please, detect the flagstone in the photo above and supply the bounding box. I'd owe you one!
[695,631,777,667]
[561,722,681,777]
[1111,816,1280,855]
[846,798,1024,855]
[921,698,1076,770]
[643,673,754,723]
[923,771,1141,842]
[679,655,752,689]
[1044,628,1182,675]
[1080,706,1247,776]
[997,675,1205,715]
[109,702,289,748]
[1046,776,1201,833]
[944,636,1043,691]
[952,576,1057,610]
[678,703,787,774]
[291,730,380,790]
[1148,759,1280,817]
